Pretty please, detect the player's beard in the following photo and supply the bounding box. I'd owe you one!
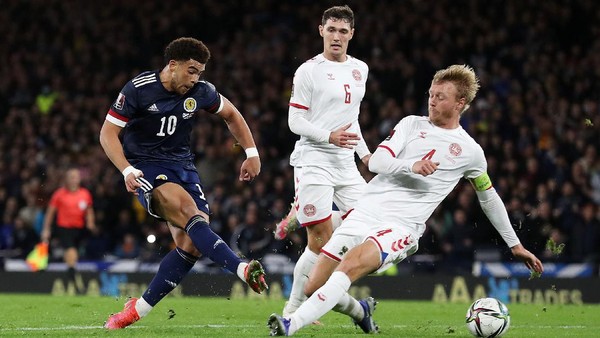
[428,107,455,127]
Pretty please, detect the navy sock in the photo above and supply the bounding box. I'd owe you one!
[142,247,197,306]
[185,215,243,274]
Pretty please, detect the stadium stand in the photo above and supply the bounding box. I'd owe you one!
[0,0,598,274]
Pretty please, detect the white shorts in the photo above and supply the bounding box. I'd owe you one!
[321,210,419,274]
[293,165,366,226]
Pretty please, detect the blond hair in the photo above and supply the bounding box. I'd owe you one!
[432,64,480,113]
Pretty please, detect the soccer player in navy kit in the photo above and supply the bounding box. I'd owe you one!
[100,37,268,329]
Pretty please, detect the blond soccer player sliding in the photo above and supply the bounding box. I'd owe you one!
[268,64,544,336]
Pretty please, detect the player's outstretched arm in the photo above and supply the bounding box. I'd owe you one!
[473,177,544,275]
[217,97,261,181]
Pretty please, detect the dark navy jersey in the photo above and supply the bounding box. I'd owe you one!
[106,70,223,166]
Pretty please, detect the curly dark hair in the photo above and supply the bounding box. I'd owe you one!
[322,5,354,29]
[164,37,210,64]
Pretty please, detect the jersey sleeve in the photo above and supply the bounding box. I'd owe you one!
[463,145,488,181]
[84,189,93,208]
[199,81,224,114]
[48,190,61,208]
[368,117,416,175]
[289,64,312,110]
[376,116,413,158]
[106,81,138,127]
[287,64,331,142]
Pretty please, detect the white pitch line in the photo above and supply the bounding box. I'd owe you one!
[0,324,261,331]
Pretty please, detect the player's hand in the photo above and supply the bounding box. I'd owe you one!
[329,123,360,149]
[240,156,261,181]
[412,160,440,176]
[123,166,144,195]
[511,244,544,274]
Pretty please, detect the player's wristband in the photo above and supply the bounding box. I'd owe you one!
[122,165,141,179]
[245,147,259,158]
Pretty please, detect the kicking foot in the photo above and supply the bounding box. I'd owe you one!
[245,260,268,294]
[104,297,141,329]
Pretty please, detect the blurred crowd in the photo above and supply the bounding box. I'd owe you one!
[0,0,599,271]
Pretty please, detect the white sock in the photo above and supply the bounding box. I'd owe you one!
[288,271,351,335]
[135,297,153,317]
[333,292,364,321]
[331,211,343,231]
[283,249,318,316]
[236,262,249,281]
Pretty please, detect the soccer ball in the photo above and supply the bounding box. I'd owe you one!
[465,297,510,337]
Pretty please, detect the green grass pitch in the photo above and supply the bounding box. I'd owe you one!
[0,294,598,337]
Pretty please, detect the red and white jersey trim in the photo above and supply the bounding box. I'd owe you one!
[106,109,128,127]
[289,102,309,110]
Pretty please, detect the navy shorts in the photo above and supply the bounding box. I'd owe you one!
[133,161,209,220]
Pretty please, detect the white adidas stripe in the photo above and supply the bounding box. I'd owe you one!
[133,78,157,87]
[132,74,155,83]
[136,177,153,192]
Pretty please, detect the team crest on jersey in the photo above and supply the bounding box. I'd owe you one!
[303,204,316,217]
[114,92,125,110]
[156,174,168,180]
[449,143,462,156]
[183,97,197,113]
[352,69,362,81]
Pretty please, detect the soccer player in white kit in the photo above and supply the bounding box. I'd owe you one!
[268,64,545,336]
[279,5,373,321]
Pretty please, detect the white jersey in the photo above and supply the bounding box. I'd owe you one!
[359,115,487,236]
[289,54,369,167]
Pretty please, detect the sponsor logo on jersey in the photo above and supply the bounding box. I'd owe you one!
[419,131,427,138]
[352,69,362,81]
[147,103,159,112]
[184,97,197,113]
[114,92,125,110]
[327,73,335,80]
[449,143,462,156]
[303,204,316,217]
